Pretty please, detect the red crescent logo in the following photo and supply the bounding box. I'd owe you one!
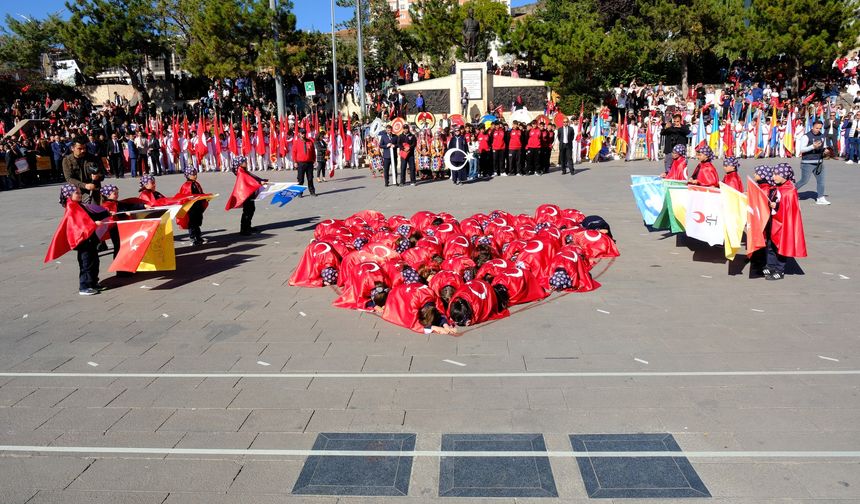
[692,211,705,223]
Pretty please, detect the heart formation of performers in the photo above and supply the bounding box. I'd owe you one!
[288,205,620,335]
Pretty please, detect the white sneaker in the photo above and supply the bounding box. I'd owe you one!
[847,160,854,164]
[816,197,831,205]
[501,173,508,176]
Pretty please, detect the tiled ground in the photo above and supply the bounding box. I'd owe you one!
[0,157,859,503]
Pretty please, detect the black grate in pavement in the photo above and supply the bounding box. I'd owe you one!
[292,432,415,496]
[439,433,558,497]
[570,433,711,499]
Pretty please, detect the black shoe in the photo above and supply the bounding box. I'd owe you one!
[97,242,108,252]
[761,267,772,276]
[312,193,318,197]
[766,272,785,281]
[240,229,253,236]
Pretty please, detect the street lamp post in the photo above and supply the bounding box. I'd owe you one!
[270,0,286,119]
[355,0,367,117]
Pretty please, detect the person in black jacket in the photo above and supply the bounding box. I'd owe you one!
[399,125,417,186]
[660,114,690,173]
[314,129,328,182]
[379,125,399,187]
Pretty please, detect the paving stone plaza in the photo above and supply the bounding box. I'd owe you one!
[0,158,858,503]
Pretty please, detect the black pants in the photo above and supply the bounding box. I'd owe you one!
[382,157,395,186]
[493,151,506,175]
[188,203,204,242]
[558,144,572,173]
[452,161,468,184]
[149,152,162,175]
[509,149,522,175]
[297,162,315,195]
[479,152,492,177]
[526,148,539,174]
[315,161,326,179]
[400,155,416,185]
[75,236,100,290]
[110,153,123,177]
[241,198,255,233]
[540,147,550,173]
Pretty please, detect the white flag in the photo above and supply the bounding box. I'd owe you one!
[685,185,723,246]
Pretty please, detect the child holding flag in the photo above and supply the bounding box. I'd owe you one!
[764,163,807,281]
[176,167,208,246]
[137,175,166,205]
[722,156,744,192]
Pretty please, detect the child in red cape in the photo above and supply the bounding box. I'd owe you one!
[447,279,509,327]
[225,156,267,236]
[137,175,165,205]
[721,156,744,192]
[176,166,209,246]
[382,283,457,334]
[664,143,688,180]
[688,144,720,187]
[764,163,807,281]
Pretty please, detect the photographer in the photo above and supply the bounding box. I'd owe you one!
[62,135,105,204]
[796,120,830,205]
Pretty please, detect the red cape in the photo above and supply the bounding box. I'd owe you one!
[448,280,509,326]
[440,255,476,277]
[382,284,439,333]
[491,267,549,305]
[534,203,562,225]
[547,246,601,292]
[225,167,263,210]
[690,161,720,188]
[400,246,435,270]
[175,181,210,229]
[666,157,688,181]
[44,201,97,262]
[476,258,513,281]
[443,234,473,259]
[288,241,341,287]
[515,239,558,281]
[722,171,744,193]
[745,178,770,253]
[572,229,620,260]
[333,260,389,310]
[771,182,807,258]
[429,270,464,297]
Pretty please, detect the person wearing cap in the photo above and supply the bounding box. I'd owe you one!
[379,124,399,187]
[292,128,316,196]
[398,125,417,186]
[177,167,207,246]
[228,156,268,235]
[664,143,688,180]
[748,165,772,277]
[688,144,719,187]
[764,163,807,280]
[138,175,165,206]
[57,184,108,295]
[721,156,743,192]
[62,135,104,204]
[100,184,145,276]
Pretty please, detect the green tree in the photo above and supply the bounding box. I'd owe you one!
[745,0,860,88]
[409,0,458,73]
[638,0,745,95]
[59,0,164,103]
[507,0,643,110]
[0,14,61,71]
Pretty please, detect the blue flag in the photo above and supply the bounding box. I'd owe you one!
[270,185,307,207]
[630,175,665,226]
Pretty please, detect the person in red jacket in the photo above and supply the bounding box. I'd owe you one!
[525,122,542,175]
[292,128,317,197]
[477,125,492,178]
[507,122,524,176]
[764,163,806,281]
[688,144,720,187]
[721,156,744,192]
[490,121,507,176]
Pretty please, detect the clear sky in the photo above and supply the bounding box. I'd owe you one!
[1,0,535,32]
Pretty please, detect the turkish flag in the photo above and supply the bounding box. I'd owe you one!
[241,117,252,156]
[44,201,97,262]
[108,219,161,272]
[225,167,262,210]
[195,116,208,162]
[745,177,770,253]
[228,121,238,156]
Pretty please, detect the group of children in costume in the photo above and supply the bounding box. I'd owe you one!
[51,154,274,295]
[288,206,619,334]
[661,142,806,281]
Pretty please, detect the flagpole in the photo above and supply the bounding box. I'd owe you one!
[355,0,367,118]
[330,0,339,170]
[270,0,286,120]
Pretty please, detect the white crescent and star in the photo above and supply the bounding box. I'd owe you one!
[468,282,488,300]
[128,230,149,251]
[583,230,602,242]
[313,242,332,255]
[523,240,544,253]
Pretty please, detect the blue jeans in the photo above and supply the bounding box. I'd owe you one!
[848,137,860,162]
[468,156,478,179]
[796,161,825,198]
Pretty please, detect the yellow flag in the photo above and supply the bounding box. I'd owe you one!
[719,182,748,260]
[137,212,176,271]
[174,193,219,225]
[667,184,688,230]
